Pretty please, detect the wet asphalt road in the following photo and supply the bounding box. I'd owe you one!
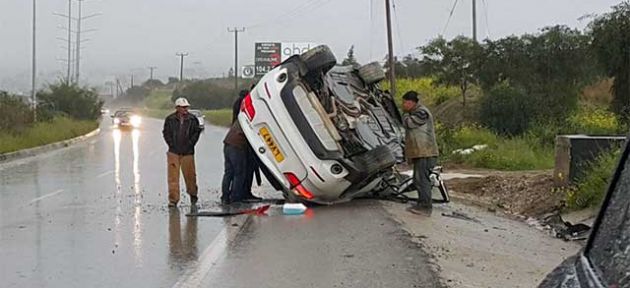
[0,117,440,288]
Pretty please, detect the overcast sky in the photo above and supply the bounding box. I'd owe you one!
[0,0,622,92]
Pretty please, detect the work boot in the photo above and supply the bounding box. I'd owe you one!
[168,202,177,208]
[190,195,198,206]
[407,205,432,217]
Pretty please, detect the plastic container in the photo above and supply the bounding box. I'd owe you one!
[282,203,307,215]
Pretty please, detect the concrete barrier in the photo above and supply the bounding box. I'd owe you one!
[0,128,100,163]
[554,135,626,186]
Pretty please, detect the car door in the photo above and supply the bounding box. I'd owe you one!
[582,142,630,287]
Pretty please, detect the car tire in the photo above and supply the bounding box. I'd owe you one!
[358,62,386,85]
[300,45,337,75]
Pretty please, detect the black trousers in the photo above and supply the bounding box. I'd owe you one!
[412,157,437,208]
[221,145,247,202]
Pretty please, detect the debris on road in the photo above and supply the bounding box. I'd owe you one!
[441,211,481,223]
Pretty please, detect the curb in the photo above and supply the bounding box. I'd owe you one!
[0,128,101,163]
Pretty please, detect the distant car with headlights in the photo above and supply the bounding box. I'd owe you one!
[111,109,141,129]
[189,109,205,130]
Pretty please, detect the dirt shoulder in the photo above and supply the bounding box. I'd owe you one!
[382,200,580,288]
[444,170,564,218]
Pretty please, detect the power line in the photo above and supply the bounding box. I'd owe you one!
[392,0,405,56]
[482,0,491,39]
[246,0,333,30]
[442,0,460,36]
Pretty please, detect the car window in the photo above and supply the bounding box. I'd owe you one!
[115,111,130,117]
[587,150,630,288]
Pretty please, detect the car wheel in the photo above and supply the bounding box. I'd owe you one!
[358,62,386,85]
[300,45,337,75]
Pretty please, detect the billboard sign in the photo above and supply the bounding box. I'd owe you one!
[254,42,317,76]
[254,42,282,76]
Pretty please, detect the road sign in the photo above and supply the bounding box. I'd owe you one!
[254,42,318,76]
[254,42,281,76]
[242,65,255,79]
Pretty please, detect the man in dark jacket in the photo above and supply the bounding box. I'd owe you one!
[162,97,202,207]
[231,89,263,202]
[401,91,439,216]
[221,121,249,204]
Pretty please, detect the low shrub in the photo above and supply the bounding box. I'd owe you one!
[204,109,233,127]
[567,148,621,209]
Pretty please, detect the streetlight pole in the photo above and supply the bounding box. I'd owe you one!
[31,0,37,121]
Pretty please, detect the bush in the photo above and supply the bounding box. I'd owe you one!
[383,77,459,107]
[37,81,103,121]
[567,148,621,209]
[172,80,242,110]
[0,91,34,134]
[144,89,173,110]
[125,86,150,103]
[479,82,533,136]
[568,107,623,135]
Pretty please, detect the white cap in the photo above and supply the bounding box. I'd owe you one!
[175,97,190,107]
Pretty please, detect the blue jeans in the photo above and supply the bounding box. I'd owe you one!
[221,145,247,203]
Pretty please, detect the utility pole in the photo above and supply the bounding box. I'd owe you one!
[176,52,189,81]
[75,0,82,84]
[66,0,72,82]
[31,0,37,121]
[228,27,245,93]
[148,66,157,80]
[472,0,478,42]
[385,0,396,98]
[73,0,100,85]
[130,74,134,88]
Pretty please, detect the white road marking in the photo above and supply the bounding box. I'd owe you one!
[171,216,248,288]
[29,189,65,204]
[96,170,114,178]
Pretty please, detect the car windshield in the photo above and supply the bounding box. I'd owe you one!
[586,149,630,287]
[114,111,130,117]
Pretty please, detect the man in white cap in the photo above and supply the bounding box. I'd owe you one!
[162,97,202,207]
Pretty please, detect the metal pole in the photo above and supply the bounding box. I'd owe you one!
[385,0,396,98]
[32,0,37,121]
[75,0,82,85]
[228,27,245,93]
[148,66,157,80]
[472,0,478,42]
[176,52,188,81]
[67,0,72,82]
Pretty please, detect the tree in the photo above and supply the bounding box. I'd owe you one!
[589,2,630,122]
[420,36,482,107]
[167,77,179,85]
[125,86,150,103]
[342,45,359,67]
[38,81,103,121]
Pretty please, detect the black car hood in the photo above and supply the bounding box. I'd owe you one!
[539,256,581,288]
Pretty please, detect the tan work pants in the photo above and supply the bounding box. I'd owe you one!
[167,152,198,204]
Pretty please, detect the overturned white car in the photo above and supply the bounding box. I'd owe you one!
[239,45,406,204]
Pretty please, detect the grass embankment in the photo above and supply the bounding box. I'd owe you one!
[0,117,98,154]
[568,148,621,209]
[204,109,232,127]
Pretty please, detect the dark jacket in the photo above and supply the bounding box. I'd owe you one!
[223,121,248,150]
[162,112,202,155]
[232,96,242,123]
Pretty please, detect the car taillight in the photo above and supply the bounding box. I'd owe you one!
[283,172,314,200]
[240,93,255,121]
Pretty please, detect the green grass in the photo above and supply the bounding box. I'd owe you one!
[139,108,171,119]
[441,125,555,171]
[382,77,460,107]
[204,109,232,127]
[143,89,173,110]
[567,148,621,209]
[0,117,98,154]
